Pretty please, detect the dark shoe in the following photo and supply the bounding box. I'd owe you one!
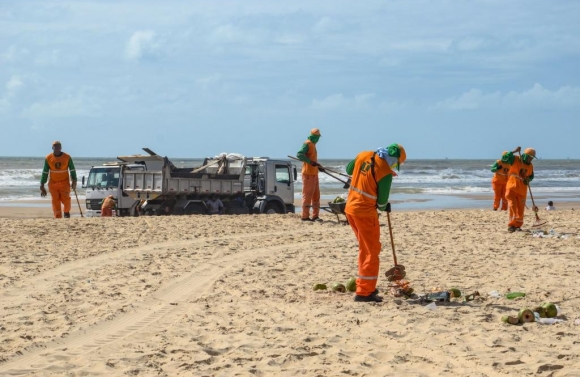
[64,212,71,218]
[493,208,498,211]
[515,227,522,232]
[311,217,323,222]
[370,289,379,296]
[508,226,515,233]
[301,217,312,222]
[354,294,383,303]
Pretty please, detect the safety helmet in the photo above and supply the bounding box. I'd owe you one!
[310,128,321,136]
[398,144,406,165]
[523,148,536,159]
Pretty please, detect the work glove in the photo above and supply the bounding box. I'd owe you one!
[71,180,77,190]
[497,164,502,170]
[533,205,539,212]
[386,202,391,213]
[40,185,47,197]
[318,166,326,173]
[309,161,318,167]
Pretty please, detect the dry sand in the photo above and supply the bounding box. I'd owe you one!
[1,207,579,376]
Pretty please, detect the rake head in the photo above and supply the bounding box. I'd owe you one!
[385,265,406,282]
[531,212,547,228]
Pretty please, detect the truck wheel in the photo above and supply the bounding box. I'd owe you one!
[264,202,283,214]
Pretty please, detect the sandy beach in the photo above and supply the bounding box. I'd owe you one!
[0,205,579,376]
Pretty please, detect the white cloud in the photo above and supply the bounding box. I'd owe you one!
[311,93,375,110]
[22,95,101,119]
[313,16,337,33]
[195,74,222,90]
[0,76,24,111]
[435,84,580,110]
[125,30,157,60]
[6,76,23,92]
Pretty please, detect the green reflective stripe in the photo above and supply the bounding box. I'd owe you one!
[349,185,377,200]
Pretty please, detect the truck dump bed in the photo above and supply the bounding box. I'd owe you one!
[122,154,247,200]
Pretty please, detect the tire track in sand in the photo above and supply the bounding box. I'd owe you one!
[0,238,328,375]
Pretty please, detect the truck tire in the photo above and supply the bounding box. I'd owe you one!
[264,202,283,214]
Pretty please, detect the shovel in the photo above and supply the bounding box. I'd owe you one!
[384,210,406,281]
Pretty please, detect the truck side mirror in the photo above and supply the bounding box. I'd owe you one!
[82,176,85,186]
[293,167,297,181]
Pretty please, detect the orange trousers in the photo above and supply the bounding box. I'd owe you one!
[48,180,71,218]
[101,207,113,217]
[492,181,508,210]
[506,190,526,228]
[301,174,320,219]
[346,214,381,296]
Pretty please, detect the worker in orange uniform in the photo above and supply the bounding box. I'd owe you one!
[297,128,324,222]
[101,195,116,217]
[505,146,537,232]
[490,151,512,211]
[40,141,77,218]
[345,144,406,302]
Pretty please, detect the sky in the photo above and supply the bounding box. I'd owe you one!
[1,0,579,159]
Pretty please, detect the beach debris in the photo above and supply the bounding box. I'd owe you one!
[426,290,451,302]
[574,319,580,326]
[502,315,520,325]
[533,306,547,318]
[389,279,414,297]
[518,308,535,323]
[424,302,437,311]
[313,283,327,291]
[345,277,356,292]
[331,283,346,293]
[541,302,558,318]
[332,196,346,203]
[488,290,501,298]
[448,288,462,298]
[537,317,565,325]
[505,291,526,300]
[463,291,480,302]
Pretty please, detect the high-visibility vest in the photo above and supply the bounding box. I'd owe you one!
[506,156,533,196]
[345,151,394,217]
[46,153,72,183]
[492,159,511,184]
[301,140,318,175]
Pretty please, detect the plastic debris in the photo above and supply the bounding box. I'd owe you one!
[424,302,437,311]
[488,290,501,298]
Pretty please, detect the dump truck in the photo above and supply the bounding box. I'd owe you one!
[83,148,297,217]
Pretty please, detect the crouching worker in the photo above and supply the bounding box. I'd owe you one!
[345,143,406,303]
[101,195,116,217]
[206,194,224,215]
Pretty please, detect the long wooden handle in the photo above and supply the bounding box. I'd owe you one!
[287,155,351,178]
[73,188,84,217]
[386,211,398,266]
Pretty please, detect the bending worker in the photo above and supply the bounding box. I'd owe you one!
[345,144,406,303]
[296,128,324,222]
[490,151,512,211]
[101,195,116,217]
[40,141,77,219]
[505,146,537,232]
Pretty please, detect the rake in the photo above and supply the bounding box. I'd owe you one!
[517,150,546,228]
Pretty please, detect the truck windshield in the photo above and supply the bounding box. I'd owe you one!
[87,167,121,188]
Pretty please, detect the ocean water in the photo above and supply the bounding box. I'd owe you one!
[1,156,579,210]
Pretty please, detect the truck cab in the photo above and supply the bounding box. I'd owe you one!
[83,151,165,217]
